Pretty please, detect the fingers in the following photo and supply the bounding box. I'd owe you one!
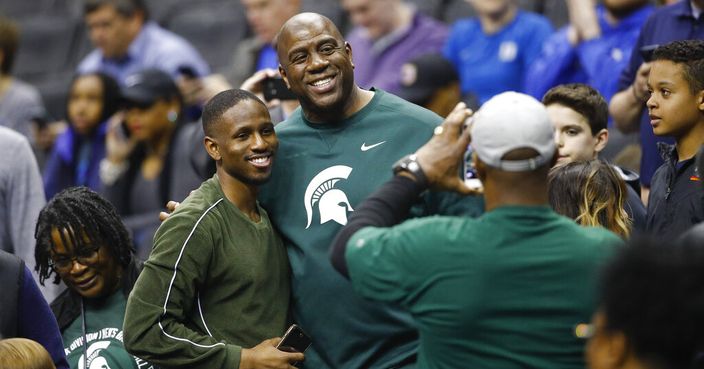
[158,211,170,222]
[269,337,282,346]
[453,179,483,196]
[286,352,305,362]
[436,103,473,140]
[166,200,180,209]
[240,68,279,92]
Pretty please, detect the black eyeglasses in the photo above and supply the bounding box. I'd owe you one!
[49,245,101,271]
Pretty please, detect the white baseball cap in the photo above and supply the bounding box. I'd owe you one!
[471,91,556,172]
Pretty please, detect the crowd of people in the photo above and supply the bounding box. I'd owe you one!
[0,0,703,369]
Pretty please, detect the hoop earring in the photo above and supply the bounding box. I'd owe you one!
[167,110,178,123]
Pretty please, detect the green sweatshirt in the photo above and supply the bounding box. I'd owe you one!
[258,89,484,369]
[123,175,290,369]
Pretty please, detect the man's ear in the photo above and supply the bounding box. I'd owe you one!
[278,65,290,89]
[605,331,631,369]
[204,136,221,162]
[697,90,704,112]
[345,42,354,69]
[593,128,609,154]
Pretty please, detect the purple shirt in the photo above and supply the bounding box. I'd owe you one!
[347,11,448,94]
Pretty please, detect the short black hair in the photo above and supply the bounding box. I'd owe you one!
[84,0,149,20]
[652,40,704,94]
[0,16,18,75]
[542,83,608,135]
[34,187,134,285]
[201,89,267,137]
[599,237,704,369]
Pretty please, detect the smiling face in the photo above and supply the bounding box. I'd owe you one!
[50,227,122,299]
[68,75,104,136]
[277,14,356,122]
[547,103,606,166]
[646,60,704,138]
[206,98,278,186]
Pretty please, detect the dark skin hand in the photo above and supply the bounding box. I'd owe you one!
[412,102,482,196]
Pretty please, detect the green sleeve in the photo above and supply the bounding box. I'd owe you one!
[345,217,453,306]
[123,213,242,369]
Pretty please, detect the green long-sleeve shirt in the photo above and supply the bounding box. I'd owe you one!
[123,175,290,369]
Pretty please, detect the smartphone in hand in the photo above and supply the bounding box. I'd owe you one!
[276,324,311,354]
[263,77,297,101]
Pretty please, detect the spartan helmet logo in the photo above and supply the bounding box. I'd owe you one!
[304,165,354,229]
[78,341,113,369]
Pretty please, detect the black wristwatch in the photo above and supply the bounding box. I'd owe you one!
[392,154,428,188]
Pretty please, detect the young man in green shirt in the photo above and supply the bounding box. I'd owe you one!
[331,92,621,369]
[123,89,302,369]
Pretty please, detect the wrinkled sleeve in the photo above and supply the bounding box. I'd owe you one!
[123,212,242,369]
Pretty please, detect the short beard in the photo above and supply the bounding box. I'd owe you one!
[224,167,272,187]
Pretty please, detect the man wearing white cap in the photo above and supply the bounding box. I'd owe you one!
[331,92,621,369]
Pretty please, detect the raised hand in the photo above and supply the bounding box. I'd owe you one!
[415,103,481,196]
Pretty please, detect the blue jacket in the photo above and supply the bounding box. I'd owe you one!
[646,143,704,239]
[526,4,653,103]
[43,121,107,200]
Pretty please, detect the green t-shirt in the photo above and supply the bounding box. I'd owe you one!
[346,205,621,369]
[63,291,152,369]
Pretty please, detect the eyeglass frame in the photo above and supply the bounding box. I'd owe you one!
[49,244,102,271]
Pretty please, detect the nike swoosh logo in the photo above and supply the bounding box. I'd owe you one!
[361,141,386,151]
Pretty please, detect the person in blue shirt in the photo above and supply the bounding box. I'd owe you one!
[526,0,653,105]
[443,0,552,104]
[609,0,704,201]
[43,72,121,200]
[77,0,210,85]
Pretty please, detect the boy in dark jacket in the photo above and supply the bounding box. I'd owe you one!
[644,40,704,239]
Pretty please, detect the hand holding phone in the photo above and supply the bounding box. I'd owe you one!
[276,324,311,354]
[105,112,136,163]
[263,77,297,101]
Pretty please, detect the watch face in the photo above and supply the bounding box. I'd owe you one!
[408,161,419,172]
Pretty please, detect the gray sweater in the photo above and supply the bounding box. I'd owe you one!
[0,126,61,301]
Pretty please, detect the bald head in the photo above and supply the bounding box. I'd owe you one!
[274,12,344,60]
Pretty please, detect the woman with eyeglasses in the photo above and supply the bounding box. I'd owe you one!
[34,186,149,369]
[99,69,205,258]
